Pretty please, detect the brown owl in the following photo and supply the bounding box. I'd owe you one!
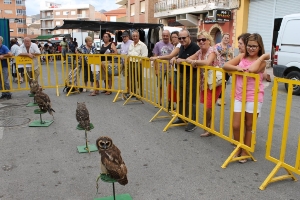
[96,136,128,186]
[34,87,55,118]
[29,79,40,94]
[76,102,90,131]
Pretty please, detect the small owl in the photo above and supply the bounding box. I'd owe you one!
[34,87,55,118]
[96,136,128,186]
[76,102,90,131]
[29,79,40,94]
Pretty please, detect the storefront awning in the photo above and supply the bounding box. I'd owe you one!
[35,35,56,40]
[53,20,163,32]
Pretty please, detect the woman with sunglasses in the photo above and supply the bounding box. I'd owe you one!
[215,33,233,106]
[223,33,270,163]
[186,30,222,137]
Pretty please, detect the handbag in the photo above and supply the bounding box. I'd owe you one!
[107,63,119,76]
[207,66,223,90]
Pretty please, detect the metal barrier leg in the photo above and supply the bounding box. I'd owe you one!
[112,91,123,103]
[149,108,172,122]
[259,161,298,190]
[221,144,256,169]
[56,85,60,97]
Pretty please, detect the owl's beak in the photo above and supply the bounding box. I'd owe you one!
[103,144,107,149]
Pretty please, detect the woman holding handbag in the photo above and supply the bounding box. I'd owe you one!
[215,33,233,106]
[186,30,222,137]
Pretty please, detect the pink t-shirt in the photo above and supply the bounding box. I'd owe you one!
[235,58,264,102]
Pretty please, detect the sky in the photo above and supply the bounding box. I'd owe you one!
[26,0,120,15]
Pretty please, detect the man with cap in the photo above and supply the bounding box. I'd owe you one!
[120,31,133,99]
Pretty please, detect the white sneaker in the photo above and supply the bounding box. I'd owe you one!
[82,89,87,92]
[63,61,66,64]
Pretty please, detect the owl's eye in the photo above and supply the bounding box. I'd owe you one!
[100,142,105,146]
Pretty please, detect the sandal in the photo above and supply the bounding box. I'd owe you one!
[101,91,107,93]
[266,74,271,82]
[200,132,212,137]
[105,91,112,95]
[239,159,248,164]
[89,92,97,96]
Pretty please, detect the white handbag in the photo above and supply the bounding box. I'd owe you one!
[207,66,223,90]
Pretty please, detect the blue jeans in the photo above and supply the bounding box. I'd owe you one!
[0,67,11,96]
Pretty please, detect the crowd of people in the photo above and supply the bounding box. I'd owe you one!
[0,31,271,163]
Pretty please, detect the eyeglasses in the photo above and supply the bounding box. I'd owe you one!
[178,36,189,40]
[197,38,207,42]
[246,45,259,50]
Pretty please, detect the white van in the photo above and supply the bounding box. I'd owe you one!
[273,13,300,95]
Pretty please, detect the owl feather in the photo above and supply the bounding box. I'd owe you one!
[96,136,128,186]
[34,87,55,118]
[76,102,90,131]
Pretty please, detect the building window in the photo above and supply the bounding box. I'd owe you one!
[16,0,22,5]
[71,11,76,15]
[4,10,13,14]
[4,0,12,4]
[56,21,60,25]
[9,19,15,23]
[140,1,145,13]
[56,30,61,34]
[18,28,27,34]
[16,9,25,16]
[63,11,69,16]
[16,18,26,24]
[10,29,14,32]
[55,11,60,15]
[130,4,135,16]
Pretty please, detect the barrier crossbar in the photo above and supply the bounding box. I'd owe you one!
[65,53,128,102]
[259,77,300,190]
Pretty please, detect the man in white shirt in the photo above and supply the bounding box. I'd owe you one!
[127,30,148,98]
[18,37,41,81]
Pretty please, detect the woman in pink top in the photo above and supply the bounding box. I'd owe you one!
[223,33,270,163]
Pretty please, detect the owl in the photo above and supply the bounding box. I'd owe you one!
[96,136,128,186]
[34,87,55,118]
[76,102,90,131]
[29,79,40,94]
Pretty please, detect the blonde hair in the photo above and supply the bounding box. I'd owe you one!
[197,30,214,46]
[85,36,93,43]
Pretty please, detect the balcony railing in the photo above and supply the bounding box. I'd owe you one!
[154,0,230,13]
[77,14,89,18]
[41,15,54,19]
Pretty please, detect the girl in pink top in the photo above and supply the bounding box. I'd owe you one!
[223,33,270,163]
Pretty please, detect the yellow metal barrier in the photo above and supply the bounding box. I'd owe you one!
[126,60,261,168]
[65,53,128,102]
[259,77,300,190]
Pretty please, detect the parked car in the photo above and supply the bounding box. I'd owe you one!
[273,13,300,95]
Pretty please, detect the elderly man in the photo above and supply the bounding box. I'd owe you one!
[19,37,41,81]
[127,30,148,98]
[120,31,133,99]
[152,30,173,105]
[173,29,200,132]
[0,36,13,99]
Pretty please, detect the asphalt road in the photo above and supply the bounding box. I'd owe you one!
[0,64,299,200]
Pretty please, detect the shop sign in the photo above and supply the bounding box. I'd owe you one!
[216,10,231,22]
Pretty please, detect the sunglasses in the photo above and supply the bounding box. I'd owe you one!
[197,38,207,42]
[178,36,189,40]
